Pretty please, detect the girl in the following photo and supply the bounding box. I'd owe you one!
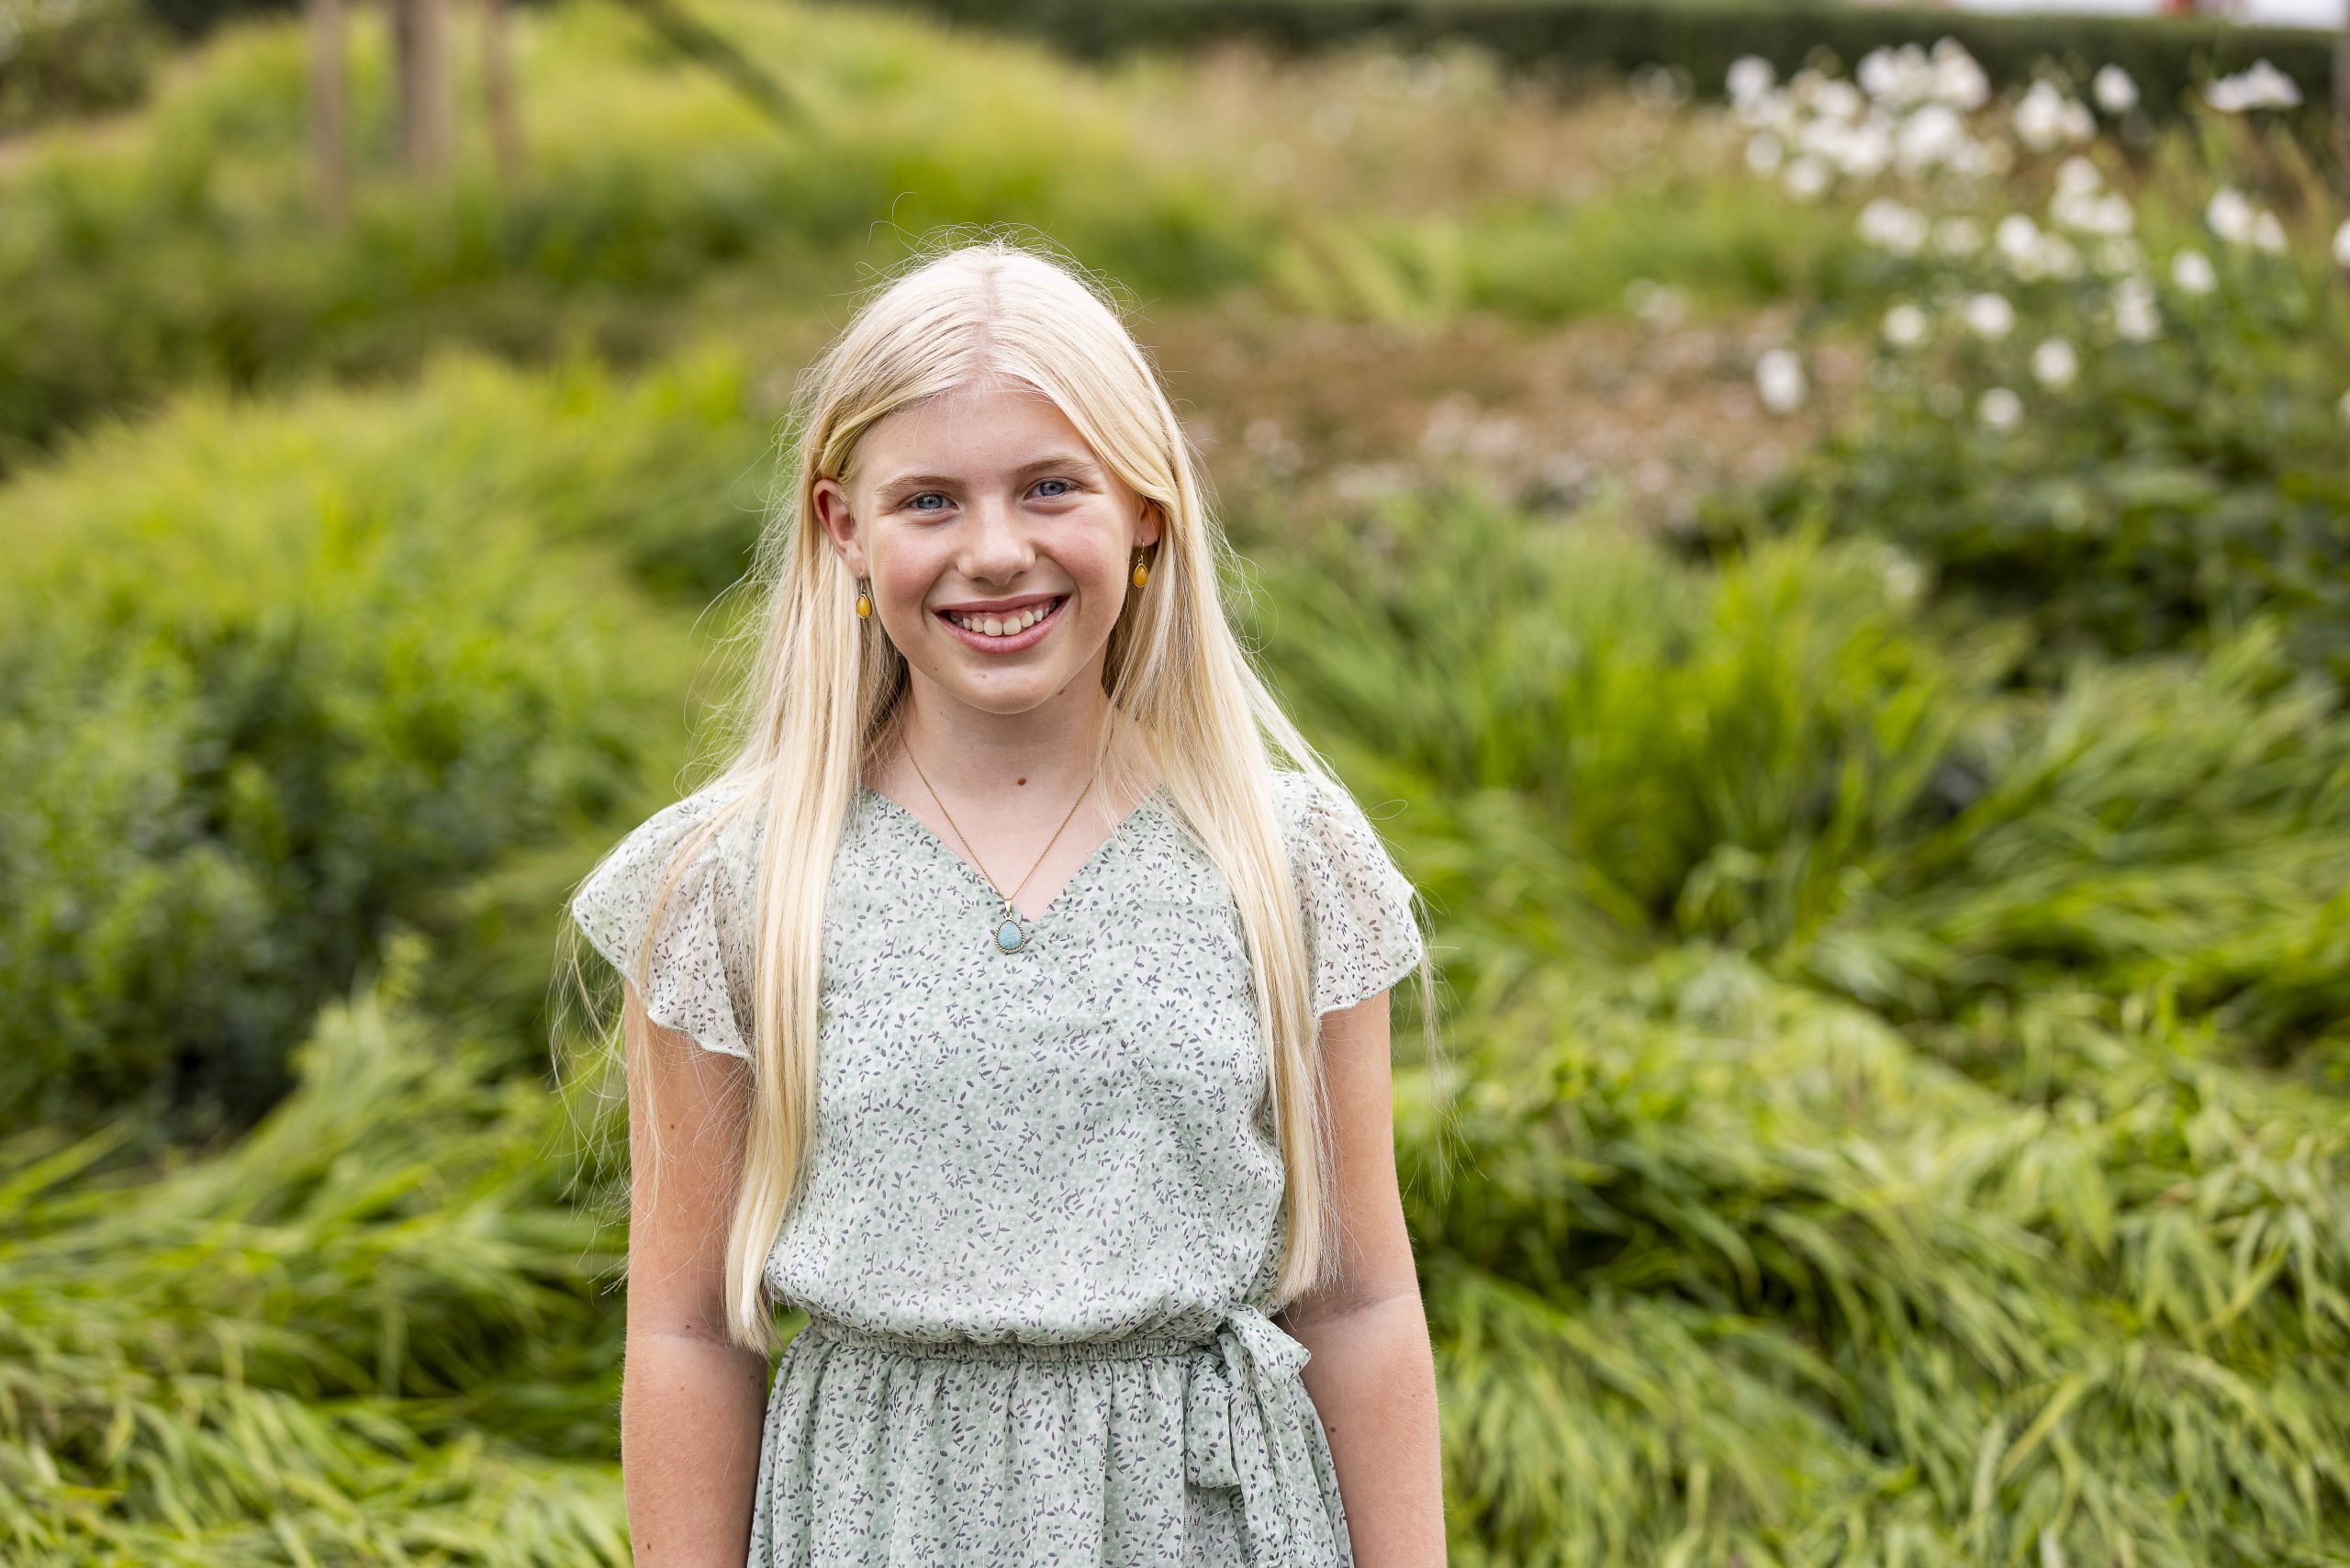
[566,237,1446,1566]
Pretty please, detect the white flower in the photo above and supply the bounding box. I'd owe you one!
[1933,216,1984,256]
[1996,212,2042,268]
[1894,104,1971,174]
[2204,59,2303,113]
[2054,155,2102,197]
[1963,291,2017,339]
[1859,197,1930,254]
[2250,210,2287,253]
[1755,348,1807,413]
[2206,187,2259,245]
[2031,337,2080,388]
[2112,275,2160,341]
[1883,301,1930,346]
[1930,39,1990,110]
[2171,248,2217,293]
[2339,389,2350,429]
[2092,64,2138,115]
[1627,279,1691,329]
[1816,79,1864,122]
[1840,116,1895,178]
[1782,155,1831,200]
[2013,80,2092,152]
[1859,45,1935,107]
[1881,545,1925,602]
[1728,55,1776,107]
[2037,233,2086,278]
[1978,387,2023,429]
[1745,132,1785,174]
[2335,218,2350,269]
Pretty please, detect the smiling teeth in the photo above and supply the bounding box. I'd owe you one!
[952,598,1058,636]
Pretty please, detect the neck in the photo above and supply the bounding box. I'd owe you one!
[883,678,1146,812]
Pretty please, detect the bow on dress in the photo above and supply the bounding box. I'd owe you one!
[1181,1304,1353,1566]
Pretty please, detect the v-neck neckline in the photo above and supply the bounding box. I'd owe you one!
[859,780,1169,930]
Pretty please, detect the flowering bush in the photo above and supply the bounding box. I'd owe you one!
[1713,43,2350,688]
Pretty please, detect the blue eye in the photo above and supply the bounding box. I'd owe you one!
[908,493,948,513]
[1035,478,1072,498]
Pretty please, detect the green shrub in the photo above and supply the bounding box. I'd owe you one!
[1687,66,2350,691]
[0,0,1270,470]
[1241,485,2350,1561]
[1249,482,2350,1058]
[0,0,165,133]
[0,346,766,1137]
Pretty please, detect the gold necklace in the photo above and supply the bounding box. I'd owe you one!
[905,749,1104,954]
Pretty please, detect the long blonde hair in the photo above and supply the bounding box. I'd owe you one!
[573,233,1437,1352]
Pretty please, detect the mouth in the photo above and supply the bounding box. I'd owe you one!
[934,593,1069,655]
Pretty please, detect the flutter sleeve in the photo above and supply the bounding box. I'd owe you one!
[569,784,755,1062]
[1278,769,1427,1015]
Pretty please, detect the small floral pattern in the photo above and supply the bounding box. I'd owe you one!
[571,767,1425,1566]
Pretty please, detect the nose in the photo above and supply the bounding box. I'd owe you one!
[957,493,1035,585]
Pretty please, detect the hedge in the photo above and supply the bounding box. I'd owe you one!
[856,0,2340,122]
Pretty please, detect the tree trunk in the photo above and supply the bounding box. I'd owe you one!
[2335,0,2347,195]
[308,0,347,220]
[393,0,455,175]
[483,0,525,182]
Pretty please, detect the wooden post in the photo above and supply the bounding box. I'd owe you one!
[308,0,347,220]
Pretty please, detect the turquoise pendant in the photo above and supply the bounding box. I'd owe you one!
[994,915,1026,953]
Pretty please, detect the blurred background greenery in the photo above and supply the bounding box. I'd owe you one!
[3,0,2347,1562]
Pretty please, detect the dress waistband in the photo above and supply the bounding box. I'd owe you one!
[787,1304,1349,1566]
[792,1315,1211,1361]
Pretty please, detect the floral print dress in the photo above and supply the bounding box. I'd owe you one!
[570,765,1427,1567]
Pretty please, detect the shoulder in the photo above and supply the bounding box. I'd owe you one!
[1262,766,1426,1013]
[1264,765,1418,911]
[569,775,760,1060]
[594,776,755,886]
[1266,766,1392,862]
[570,777,758,955]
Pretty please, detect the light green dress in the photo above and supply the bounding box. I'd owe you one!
[570,765,1427,1567]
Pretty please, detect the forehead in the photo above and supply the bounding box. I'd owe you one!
[855,380,1098,486]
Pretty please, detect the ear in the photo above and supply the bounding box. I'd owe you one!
[811,477,867,577]
[1136,497,1165,551]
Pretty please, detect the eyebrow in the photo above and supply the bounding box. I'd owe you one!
[872,453,1102,494]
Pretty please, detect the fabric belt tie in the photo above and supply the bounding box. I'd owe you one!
[1181,1304,1349,1567]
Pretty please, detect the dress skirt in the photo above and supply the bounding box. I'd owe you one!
[747,1305,1356,1567]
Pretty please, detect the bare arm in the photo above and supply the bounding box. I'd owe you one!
[619,978,770,1566]
[1276,988,1448,1567]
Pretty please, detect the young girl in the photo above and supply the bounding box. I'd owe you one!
[567,238,1446,1567]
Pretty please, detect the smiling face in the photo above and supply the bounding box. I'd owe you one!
[813,377,1161,721]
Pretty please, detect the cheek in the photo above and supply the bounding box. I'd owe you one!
[873,540,940,606]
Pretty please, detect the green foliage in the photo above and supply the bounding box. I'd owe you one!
[0,0,165,133]
[0,348,761,1137]
[1714,234,2350,690]
[1243,486,2350,1562]
[0,0,1269,471]
[0,936,637,1563]
[1407,957,2350,1567]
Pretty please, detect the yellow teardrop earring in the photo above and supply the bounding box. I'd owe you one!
[1130,548,1150,588]
[855,577,872,619]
